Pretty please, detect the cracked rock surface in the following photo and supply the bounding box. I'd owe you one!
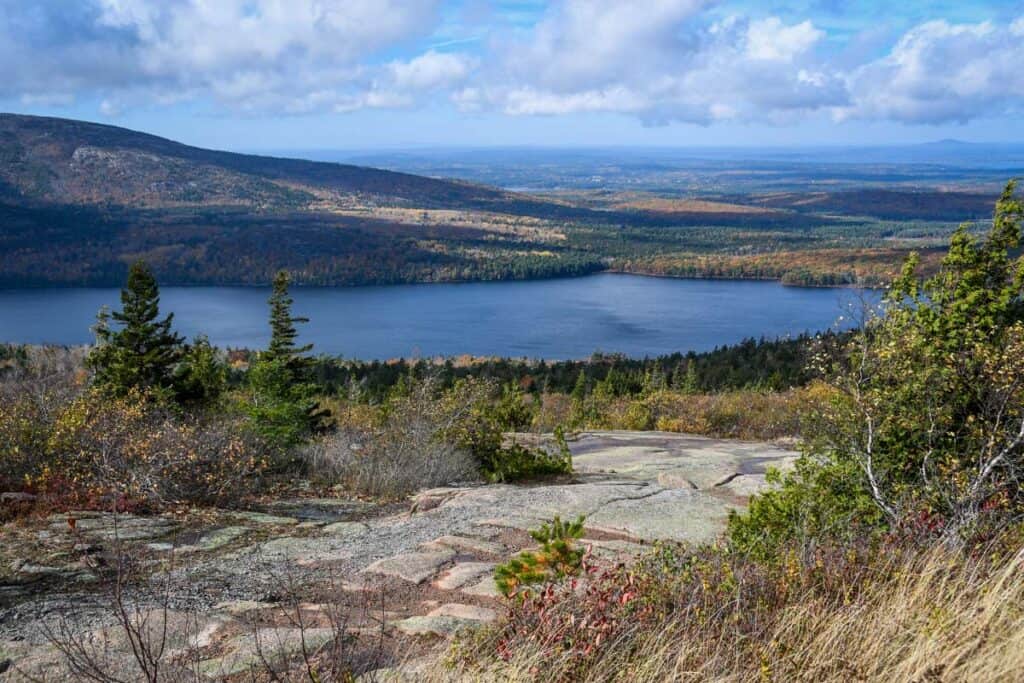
[0,431,795,679]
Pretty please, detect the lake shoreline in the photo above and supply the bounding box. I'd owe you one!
[0,274,872,359]
[0,268,879,292]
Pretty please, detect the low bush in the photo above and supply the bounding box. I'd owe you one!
[432,378,573,481]
[0,346,88,490]
[553,385,824,441]
[41,393,270,509]
[306,375,479,498]
[325,375,572,492]
[2,351,270,510]
[446,533,1024,682]
[304,425,478,501]
[37,389,270,509]
[486,431,573,482]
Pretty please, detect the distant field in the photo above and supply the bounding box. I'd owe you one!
[610,197,775,215]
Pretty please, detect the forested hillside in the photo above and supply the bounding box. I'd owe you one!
[0,114,1005,288]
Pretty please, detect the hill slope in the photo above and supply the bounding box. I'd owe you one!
[0,114,612,287]
[0,114,549,211]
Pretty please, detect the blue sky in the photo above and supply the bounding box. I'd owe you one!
[1,1,1022,150]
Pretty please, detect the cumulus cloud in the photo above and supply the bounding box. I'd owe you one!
[0,0,1022,125]
[745,18,823,62]
[839,18,1024,123]
[388,51,476,91]
[0,0,466,113]
[467,1,844,125]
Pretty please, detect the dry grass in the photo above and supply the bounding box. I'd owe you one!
[764,551,1024,682]
[433,539,1024,682]
[531,386,825,441]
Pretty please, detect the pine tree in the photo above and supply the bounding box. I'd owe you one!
[246,270,329,446]
[682,361,700,394]
[264,271,313,377]
[570,370,588,402]
[88,261,183,397]
[172,335,227,406]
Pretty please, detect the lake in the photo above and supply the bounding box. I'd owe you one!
[0,274,871,360]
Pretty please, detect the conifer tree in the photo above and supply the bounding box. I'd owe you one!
[570,370,588,402]
[88,261,183,397]
[172,335,227,406]
[682,362,700,394]
[246,270,329,446]
[264,271,313,377]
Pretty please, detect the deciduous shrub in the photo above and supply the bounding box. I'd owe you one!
[552,385,819,441]
[0,346,87,490]
[434,378,573,481]
[310,376,574,497]
[304,381,479,499]
[39,389,270,509]
[3,345,269,511]
[730,182,1024,559]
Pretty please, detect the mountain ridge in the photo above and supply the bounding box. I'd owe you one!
[0,113,584,215]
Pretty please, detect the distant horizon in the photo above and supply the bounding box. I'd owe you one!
[257,139,1024,154]
[12,110,1024,160]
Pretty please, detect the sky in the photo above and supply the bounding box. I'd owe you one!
[1,0,1022,151]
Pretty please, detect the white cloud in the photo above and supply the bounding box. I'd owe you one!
[472,2,842,124]
[500,0,709,93]
[745,18,823,62]
[839,18,1024,123]
[388,51,476,91]
[1,1,1022,126]
[0,0,453,113]
[499,86,649,116]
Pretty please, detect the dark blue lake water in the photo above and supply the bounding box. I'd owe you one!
[0,274,871,360]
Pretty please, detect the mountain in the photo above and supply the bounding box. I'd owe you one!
[0,114,559,212]
[0,114,608,287]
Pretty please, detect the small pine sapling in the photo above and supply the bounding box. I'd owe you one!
[495,515,586,597]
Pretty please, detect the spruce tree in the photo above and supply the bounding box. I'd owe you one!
[682,362,700,394]
[88,261,183,397]
[570,370,588,402]
[264,271,313,377]
[246,270,329,446]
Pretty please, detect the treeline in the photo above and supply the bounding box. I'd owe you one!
[4,332,835,402]
[287,333,838,403]
[0,202,604,287]
[614,247,948,288]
